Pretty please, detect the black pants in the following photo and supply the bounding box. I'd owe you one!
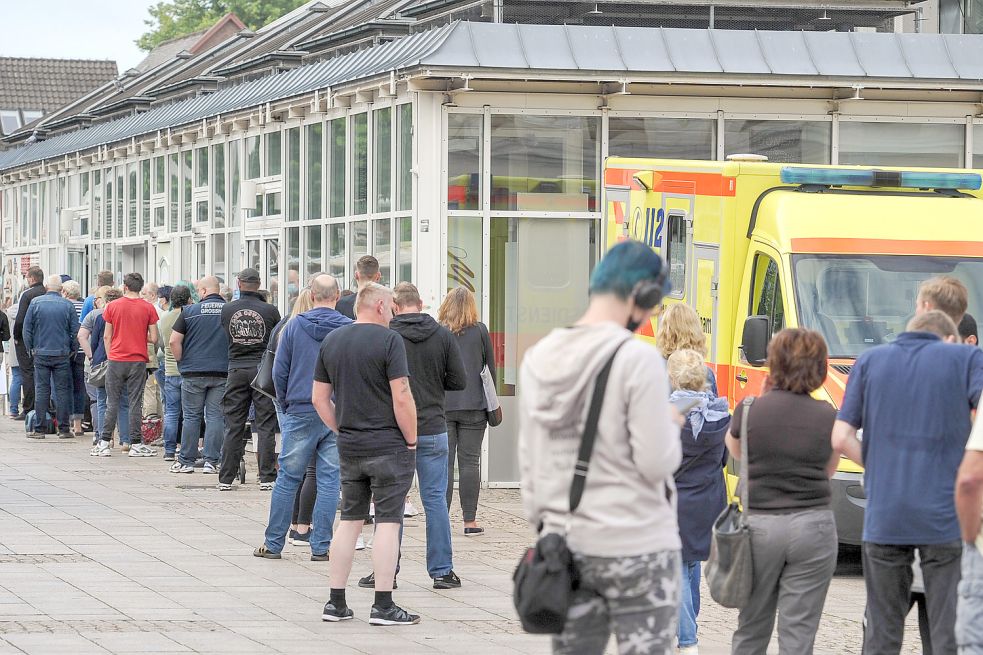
[15,340,34,414]
[862,541,962,655]
[218,366,277,484]
[292,453,318,525]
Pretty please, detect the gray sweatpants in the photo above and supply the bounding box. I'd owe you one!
[102,361,146,445]
[732,508,838,655]
[553,549,680,655]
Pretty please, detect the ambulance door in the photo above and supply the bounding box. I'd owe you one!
[690,244,720,364]
[731,247,786,403]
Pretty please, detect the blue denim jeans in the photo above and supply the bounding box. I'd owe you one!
[678,560,701,647]
[33,354,73,432]
[415,433,453,578]
[96,386,130,443]
[178,376,226,466]
[163,375,183,456]
[264,411,339,555]
[9,366,21,415]
[70,353,87,420]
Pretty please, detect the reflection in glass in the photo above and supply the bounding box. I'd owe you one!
[374,107,392,213]
[230,139,240,226]
[839,122,964,168]
[374,218,391,285]
[724,120,830,164]
[213,233,226,282]
[128,163,137,237]
[307,123,323,220]
[287,127,300,221]
[490,115,599,212]
[267,131,282,177]
[397,216,412,283]
[398,104,412,211]
[609,117,715,160]
[267,239,280,306]
[286,227,300,312]
[447,215,483,303]
[141,159,151,234]
[329,118,345,217]
[448,114,481,210]
[154,156,165,194]
[328,223,346,286]
[196,146,208,187]
[352,220,368,279]
[212,143,225,228]
[247,239,261,271]
[169,154,178,232]
[352,114,368,215]
[246,136,261,179]
[182,151,192,231]
[306,225,322,278]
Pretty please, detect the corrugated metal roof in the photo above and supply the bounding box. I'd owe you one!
[8,23,983,172]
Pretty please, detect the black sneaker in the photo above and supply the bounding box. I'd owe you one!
[252,545,281,559]
[311,552,329,562]
[369,604,421,626]
[289,529,311,546]
[27,432,45,440]
[58,431,74,440]
[358,573,397,589]
[321,601,353,622]
[433,570,462,589]
[13,414,26,421]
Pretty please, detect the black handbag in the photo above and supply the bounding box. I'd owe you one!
[250,321,285,400]
[512,343,623,634]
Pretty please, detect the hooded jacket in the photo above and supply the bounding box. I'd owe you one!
[390,313,467,436]
[273,306,352,414]
[519,321,681,558]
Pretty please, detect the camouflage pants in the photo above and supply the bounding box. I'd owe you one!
[553,550,681,655]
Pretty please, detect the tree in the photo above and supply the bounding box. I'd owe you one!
[136,0,309,52]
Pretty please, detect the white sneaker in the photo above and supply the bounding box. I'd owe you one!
[355,535,366,551]
[89,441,112,457]
[202,462,218,474]
[169,462,193,474]
[258,481,274,491]
[128,444,157,457]
[403,501,419,517]
[678,646,699,655]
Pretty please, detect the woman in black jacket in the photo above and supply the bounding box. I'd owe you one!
[438,288,495,537]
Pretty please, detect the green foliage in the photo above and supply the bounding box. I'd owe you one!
[136,0,309,52]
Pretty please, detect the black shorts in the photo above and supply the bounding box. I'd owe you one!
[339,450,415,523]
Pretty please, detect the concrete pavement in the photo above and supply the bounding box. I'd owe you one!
[0,419,924,654]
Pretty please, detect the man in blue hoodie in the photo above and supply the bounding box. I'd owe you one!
[253,273,351,560]
[23,275,80,439]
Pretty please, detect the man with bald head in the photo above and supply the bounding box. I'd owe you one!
[253,273,351,559]
[169,275,229,474]
[23,274,79,438]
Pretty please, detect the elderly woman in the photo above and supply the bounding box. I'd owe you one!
[727,328,840,654]
[668,348,730,655]
[519,240,681,655]
[657,303,717,394]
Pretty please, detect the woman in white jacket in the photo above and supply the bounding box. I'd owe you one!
[519,240,682,655]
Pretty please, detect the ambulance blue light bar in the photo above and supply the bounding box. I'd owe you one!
[779,167,982,191]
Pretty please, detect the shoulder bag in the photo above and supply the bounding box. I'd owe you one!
[250,320,286,400]
[478,323,503,427]
[704,396,755,608]
[512,343,624,634]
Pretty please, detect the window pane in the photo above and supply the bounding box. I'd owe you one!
[267,239,280,304]
[265,192,281,216]
[306,225,322,277]
[141,159,151,234]
[840,122,964,168]
[286,227,300,310]
[154,206,164,229]
[490,114,599,211]
[169,154,179,232]
[352,220,368,267]
[352,113,368,215]
[448,215,483,300]
[230,139,240,226]
[182,151,192,231]
[329,118,346,217]
[609,117,715,160]
[196,146,208,187]
[448,114,482,210]
[666,213,686,296]
[397,216,412,283]
[287,127,300,221]
[213,233,226,282]
[196,200,208,224]
[246,136,261,179]
[724,120,830,164]
[154,155,165,194]
[105,168,113,238]
[247,239,261,271]
[92,170,101,239]
[306,123,323,220]
[328,223,346,286]
[374,107,392,213]
[397,104,413,211]
[116,167,124,238]
[128,163,137,237]
[267,131,282,177]
[213,143,225,228]
[374,218,392,285]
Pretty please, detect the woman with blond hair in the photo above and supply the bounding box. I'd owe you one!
[439,287,495,536]
[657,303,717,394]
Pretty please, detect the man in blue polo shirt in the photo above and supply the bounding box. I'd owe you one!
[833,302,983,655]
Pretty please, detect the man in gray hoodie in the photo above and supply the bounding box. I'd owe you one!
[519,240,681,655]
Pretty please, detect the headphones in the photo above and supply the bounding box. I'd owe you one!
[630,266,669,310]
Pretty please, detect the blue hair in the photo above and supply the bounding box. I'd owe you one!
[589,240,666,300]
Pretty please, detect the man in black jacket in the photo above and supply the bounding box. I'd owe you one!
[386,282,467,589]
[217,268,282,491]
[13,266,46,417]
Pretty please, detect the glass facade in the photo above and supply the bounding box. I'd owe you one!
[287,127,300,221]
[609,117,716,160]
[306,123,323,220]
[352,113,368,215]
[724,119,831,164]
[374,107,392,213]
[448,114,481,211]
[839,122,965,168]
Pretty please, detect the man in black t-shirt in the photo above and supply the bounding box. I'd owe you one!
[312,282,421,626]
[217,268,282,491]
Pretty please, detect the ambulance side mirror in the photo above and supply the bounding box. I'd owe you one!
[741,315,770,367]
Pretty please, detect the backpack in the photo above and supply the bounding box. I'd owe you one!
[25,409,57,434]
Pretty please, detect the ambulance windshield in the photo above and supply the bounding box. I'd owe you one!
[792,254,983,358]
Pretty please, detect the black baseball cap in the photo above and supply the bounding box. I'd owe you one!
[238,268,261,284]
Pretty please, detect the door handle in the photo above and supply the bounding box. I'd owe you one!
[735,373,748,384]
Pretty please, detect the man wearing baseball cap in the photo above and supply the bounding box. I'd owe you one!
[216,268,282,491]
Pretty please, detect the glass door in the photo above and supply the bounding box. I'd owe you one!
[485,216,597,484]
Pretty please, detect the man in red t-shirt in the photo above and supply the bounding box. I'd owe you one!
[90,272,160,458]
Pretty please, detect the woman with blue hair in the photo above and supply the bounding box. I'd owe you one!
[519,240,683,655]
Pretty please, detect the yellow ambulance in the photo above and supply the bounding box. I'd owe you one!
[603,158,983,545]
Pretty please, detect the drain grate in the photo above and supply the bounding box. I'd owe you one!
[0,619,224,634]
[0,554,91,564]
